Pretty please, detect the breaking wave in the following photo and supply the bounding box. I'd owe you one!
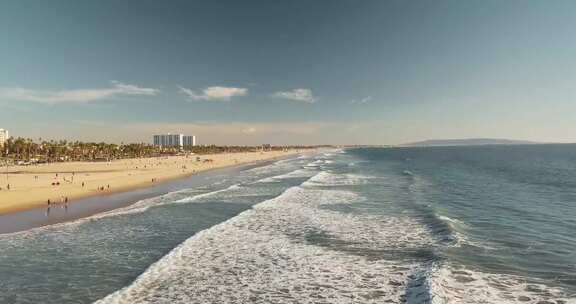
[96,172,440,303]
[97,163,576,304]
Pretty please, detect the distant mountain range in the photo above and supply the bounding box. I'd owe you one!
[400,138,540,147]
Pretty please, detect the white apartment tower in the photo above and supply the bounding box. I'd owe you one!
[0,129,9,147]
[153,134,196,147]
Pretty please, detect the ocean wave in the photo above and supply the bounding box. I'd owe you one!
[426,264,576,304]
[403,170,415,177]
[174,184,242,203]
[253,169,316,183]
[302,171,378,187]
[96,178,440,303]
[348,160,369,167]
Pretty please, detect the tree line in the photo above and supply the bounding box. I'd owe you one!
[0,137,322,163]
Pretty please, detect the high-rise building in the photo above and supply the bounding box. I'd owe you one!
[0,129,9,147]
[183,135,196,147]
[153,134,196,147]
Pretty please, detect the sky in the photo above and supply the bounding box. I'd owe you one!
[1,0,576,145]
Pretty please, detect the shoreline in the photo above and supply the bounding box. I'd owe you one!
[0,150,303,215]
[0,152,303,235]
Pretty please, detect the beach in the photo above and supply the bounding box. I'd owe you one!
[0,150,301,215]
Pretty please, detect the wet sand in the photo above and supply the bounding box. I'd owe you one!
[0,150,299,215]
[0,155,292,235]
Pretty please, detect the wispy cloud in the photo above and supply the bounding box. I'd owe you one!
[179,86,248,101]
[272,88,317,103]
[0,81,159,104]
[242,127,257,134]
[351,96,372,104]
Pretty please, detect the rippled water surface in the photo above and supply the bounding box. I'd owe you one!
[1,146,575,303]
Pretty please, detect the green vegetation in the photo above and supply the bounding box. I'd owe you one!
[0,137,322,163]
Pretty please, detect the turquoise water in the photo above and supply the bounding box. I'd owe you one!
[1,147,575,303]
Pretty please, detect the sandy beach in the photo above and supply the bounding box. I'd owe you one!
[0,150,301,215]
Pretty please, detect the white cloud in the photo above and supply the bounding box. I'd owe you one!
[242,127,257,134]
[109,81,159,96]
[351,96,372,104]
[0,81,159,104]
[179,86,248,101]
[272,88,317,103]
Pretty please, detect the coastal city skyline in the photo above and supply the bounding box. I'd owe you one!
[2,1,576,145]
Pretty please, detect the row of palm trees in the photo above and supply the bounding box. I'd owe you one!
[0,137,318,163]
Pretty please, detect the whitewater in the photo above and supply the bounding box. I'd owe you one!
[1,148,575,303]
[96,149,575,304]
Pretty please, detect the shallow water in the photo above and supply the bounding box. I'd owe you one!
[1,147,575,303]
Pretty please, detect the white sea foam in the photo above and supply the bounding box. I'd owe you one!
[96,179,436,303]
[87,184,251,222]
[95,168,576,304]
[302,171,377,187]
[174,184,241,203]
[348,160,369,167]
[425,265,576,304]
[254,169,316,183]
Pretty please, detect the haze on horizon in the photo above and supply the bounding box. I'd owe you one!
[1,0,576,146]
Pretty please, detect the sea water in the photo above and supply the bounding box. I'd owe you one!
[1,146,575,303]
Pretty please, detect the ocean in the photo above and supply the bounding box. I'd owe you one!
[0,146,575,303]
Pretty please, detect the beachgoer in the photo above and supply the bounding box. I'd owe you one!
[82,182,85,187]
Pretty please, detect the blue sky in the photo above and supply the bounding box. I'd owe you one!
[1,0,576,145]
